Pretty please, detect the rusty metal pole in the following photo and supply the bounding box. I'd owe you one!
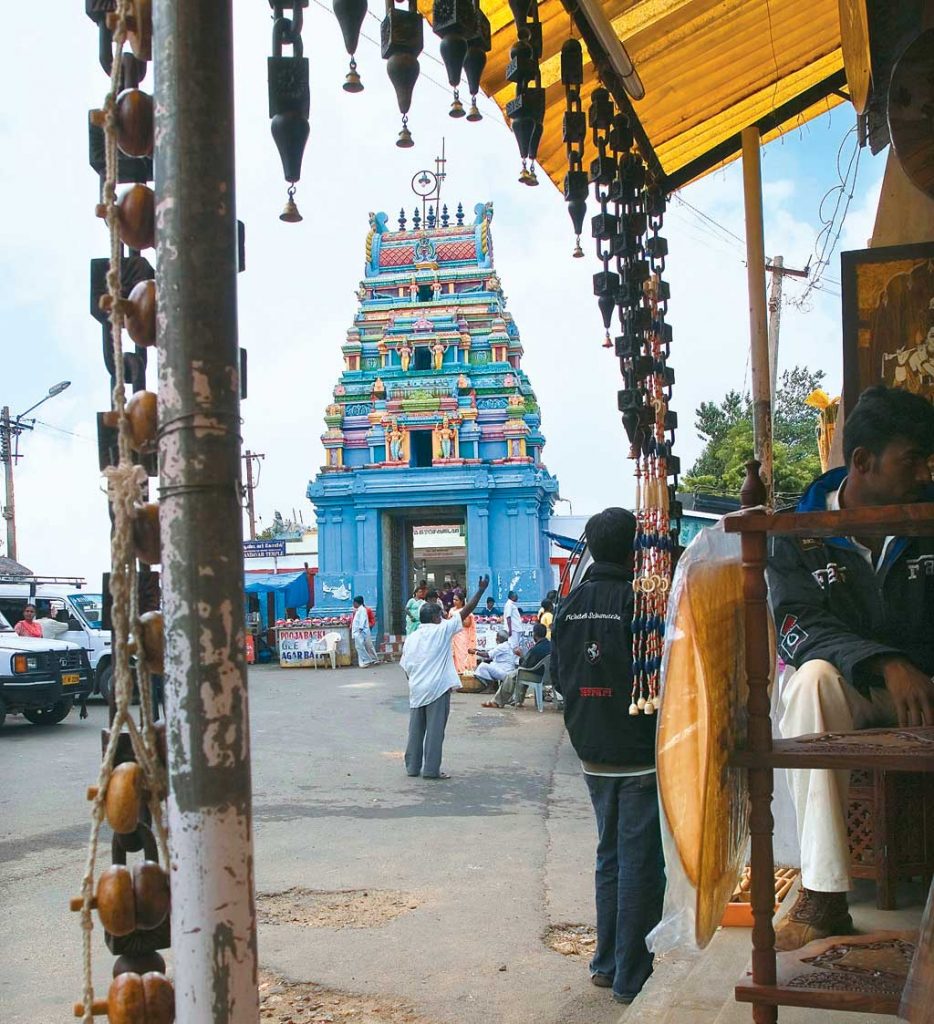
[741,126,773,506]
[153,2,259,1020]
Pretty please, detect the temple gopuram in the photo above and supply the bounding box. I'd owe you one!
[307,201,559,634]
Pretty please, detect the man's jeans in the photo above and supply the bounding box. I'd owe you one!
[585,772,665,1001]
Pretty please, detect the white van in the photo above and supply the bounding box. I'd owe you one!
[0,576,113,700]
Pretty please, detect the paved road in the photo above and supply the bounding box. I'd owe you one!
[0,663,626,1024]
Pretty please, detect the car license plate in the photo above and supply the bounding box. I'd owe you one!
[62,672,80,686]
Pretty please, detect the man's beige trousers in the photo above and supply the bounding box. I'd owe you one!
[778,660,897,892]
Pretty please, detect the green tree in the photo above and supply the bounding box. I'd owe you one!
[682,367,825,499]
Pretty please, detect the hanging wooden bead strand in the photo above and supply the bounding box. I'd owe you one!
[588,88,619,348]
[462,0,491,122]
[560,38,587,258]
[381,0,425,148]
[78,2,173,1023]
[333,0,368,92]
[268,1,310,222]
[432,0,478,118]
[505,0,545,185]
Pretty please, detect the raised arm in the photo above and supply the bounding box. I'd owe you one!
[459,575,490,620]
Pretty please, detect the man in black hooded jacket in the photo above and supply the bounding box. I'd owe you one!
[552,507,663,1005]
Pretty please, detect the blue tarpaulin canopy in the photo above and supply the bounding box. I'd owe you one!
[244,571,310,628]
[244,571,309,605]
[545,531,584,553]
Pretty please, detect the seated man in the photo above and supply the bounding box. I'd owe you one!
[483,596,500,618]
[768,385,934,950]
[472,629,518,693]
[481,623,551,708]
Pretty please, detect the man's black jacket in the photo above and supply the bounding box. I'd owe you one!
[520,638,551,678]
[767,467,934,693]
[552,561,656,767]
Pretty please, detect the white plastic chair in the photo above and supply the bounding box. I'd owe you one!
[311,631,341,670]
[516,654,551,712]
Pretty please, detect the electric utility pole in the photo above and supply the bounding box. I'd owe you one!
[242,449,265,540]
[766,256,810,410]
[0,407,15,560]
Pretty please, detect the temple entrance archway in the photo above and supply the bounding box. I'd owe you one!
[380,506,467,635]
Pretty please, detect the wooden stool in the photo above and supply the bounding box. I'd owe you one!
[848,769,934,909]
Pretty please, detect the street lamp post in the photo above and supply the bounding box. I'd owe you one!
[0,381,71,562]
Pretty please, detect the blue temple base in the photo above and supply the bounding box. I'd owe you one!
[309,462,557,634]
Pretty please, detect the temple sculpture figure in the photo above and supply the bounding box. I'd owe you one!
[308,202,558,633]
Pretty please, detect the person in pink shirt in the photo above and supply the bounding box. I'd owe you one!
[14,604,43,638]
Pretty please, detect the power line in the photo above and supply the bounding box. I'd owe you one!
[672,193,746,249]
[31,419,95,444]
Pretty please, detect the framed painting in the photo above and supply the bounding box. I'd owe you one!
[841,242,934,415]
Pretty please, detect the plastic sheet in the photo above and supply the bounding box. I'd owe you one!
[649,519,772,952]
[900,878,934,1021]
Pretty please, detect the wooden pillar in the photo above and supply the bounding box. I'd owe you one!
[740,461,776,1023]
[741,128,773,506]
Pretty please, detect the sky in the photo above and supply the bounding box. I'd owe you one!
[0,4,885,587]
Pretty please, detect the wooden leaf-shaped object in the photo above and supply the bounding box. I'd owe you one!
[125,391,158,453]
[133,861,170,930]
[137,610,165,674]
[133,504,161,566]
[116,184,155,251]
[115,89,153,157]
[125,279,156,347]
[96,865,136,936]
[105,761,143,834]
[141,972,175,1024]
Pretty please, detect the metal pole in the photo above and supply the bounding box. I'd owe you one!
[767,255,783,411]
[154,2,258,1020]
[244,450,257,540]
[741,127,773,505]
[1,407,16,561]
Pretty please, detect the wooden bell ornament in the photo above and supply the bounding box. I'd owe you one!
[70,860,170,936]
[125,279,156,347]
[106,0,153,62]
[74,971,174,1024]
[114,185,155,251]
[125,392,157,454]
[133,504,161,566]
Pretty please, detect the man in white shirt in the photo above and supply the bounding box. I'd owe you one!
[502,590,522,638]
[401,575,489,779]
[351,596,379,668]
[473,629,519,693]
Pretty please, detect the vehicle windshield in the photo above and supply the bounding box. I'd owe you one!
[0,609,11,631]
[69,593,103,630]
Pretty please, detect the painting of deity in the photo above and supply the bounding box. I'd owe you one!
[841,242,934,415]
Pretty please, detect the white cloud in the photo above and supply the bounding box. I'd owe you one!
[0,3,890,585]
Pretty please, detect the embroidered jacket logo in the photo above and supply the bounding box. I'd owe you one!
[779,614,808,654]
[811,563,848,589]
[907,555,934,580]
[586,642,601,664]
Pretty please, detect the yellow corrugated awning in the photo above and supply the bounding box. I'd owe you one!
[424,0,848,193]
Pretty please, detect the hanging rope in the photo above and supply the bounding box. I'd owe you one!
[77,4,168,1019]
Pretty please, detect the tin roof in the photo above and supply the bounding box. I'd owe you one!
[430,0,848,192]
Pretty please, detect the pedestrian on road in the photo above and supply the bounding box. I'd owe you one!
[351,596,379,667]
[552,507,663,1006]
[405,581,428,635]
[401,575,489,779]
[14,604,42,638]
[502,590,522,638]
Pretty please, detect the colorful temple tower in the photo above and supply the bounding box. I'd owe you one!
[307,201,558,633]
